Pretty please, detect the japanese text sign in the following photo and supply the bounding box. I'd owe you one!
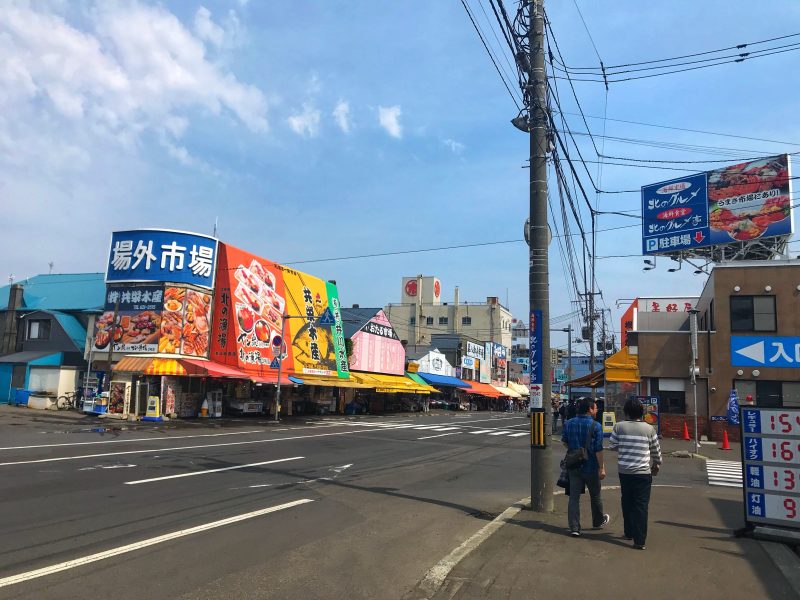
[731,336,800,368]
[106,229,218,289]
[741,407,800,530]
[529,309,543,386]
[643,155,792,255]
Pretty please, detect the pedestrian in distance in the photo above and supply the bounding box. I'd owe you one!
[608,397,662,550]
[552,398,560,433]
[561,397,609,537]
[566,398,577,420]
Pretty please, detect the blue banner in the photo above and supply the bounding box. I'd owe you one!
[529,310,542,385]
[731,335,800,368]
[727,389,740,426]
[106,229,218,289]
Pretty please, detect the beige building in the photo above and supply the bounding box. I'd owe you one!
[383,275,513,350]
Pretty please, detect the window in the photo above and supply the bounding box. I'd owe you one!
[27,319,51,340]
[653,378,686,414]
[409,316,416,325]
[462,316,472,326]
[426,316,433,325]
[730,295,776,332]
[438,316,448,325]
[736,379,789,408]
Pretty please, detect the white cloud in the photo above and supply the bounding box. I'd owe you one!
[333,100,350,133]
[378,105,402,139]
[287,103,321,137]
[0,1,268,158]
[193,7,224,48]
[443,138,465,154]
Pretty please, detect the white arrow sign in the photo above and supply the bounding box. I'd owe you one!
[735,340,765,364]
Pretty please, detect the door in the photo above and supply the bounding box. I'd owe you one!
[0,364,12,403]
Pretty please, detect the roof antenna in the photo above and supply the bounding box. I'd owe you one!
[48,261,54,274]
[8,274,14,284]
[212,217,218,238]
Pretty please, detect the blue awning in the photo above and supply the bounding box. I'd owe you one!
[417,372,470,388]
[289,376,304,384]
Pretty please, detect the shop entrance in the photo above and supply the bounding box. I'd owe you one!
[132,377,151,417]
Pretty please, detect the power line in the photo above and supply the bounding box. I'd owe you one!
[460,0,521,109]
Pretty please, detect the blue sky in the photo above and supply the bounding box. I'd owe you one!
[2,1,799,355]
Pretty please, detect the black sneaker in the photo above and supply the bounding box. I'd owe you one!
[633,544,646,550]
[570,530,581,537]
[595,514,610,529]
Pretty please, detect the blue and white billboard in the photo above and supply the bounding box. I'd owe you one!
[643,155,792,255]
[106,229,218,289]
[731,336,800,368]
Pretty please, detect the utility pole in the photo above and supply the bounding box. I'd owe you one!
[579,291,600,400]
[561,325,573,402]
[527,0,553,513]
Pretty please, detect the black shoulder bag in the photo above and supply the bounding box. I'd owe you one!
[564,421,594,471]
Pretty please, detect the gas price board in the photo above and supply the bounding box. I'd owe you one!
[741,407,800,529]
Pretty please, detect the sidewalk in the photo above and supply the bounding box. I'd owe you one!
[416,484,796,600]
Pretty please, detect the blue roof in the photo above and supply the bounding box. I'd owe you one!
[50,311,88,350]
[0,273,106,312]
[417,372,471,388]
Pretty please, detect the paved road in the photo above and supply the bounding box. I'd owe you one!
[0,408,710,599]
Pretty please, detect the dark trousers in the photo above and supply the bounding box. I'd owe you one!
[619,473,653,546]
[567,470,604,532]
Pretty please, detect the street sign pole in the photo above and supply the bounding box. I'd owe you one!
[689,309,700,453]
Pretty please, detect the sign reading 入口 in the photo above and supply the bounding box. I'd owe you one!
[732,336,800,368]
[106,229,218,289]
[741,406,800,531]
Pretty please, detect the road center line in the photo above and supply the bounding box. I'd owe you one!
[124,456,305,485]
[417,432,461,440]
[0,429,379,467]
[0,430,266,451]
[0,499,314,588]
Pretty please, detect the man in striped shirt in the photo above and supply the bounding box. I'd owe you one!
[608,397,662,550]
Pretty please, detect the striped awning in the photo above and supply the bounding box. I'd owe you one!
[491,385,522,398]
[144,358,203,376]
[508,382,530,396]
[464,381,504,398]
[291,373,370,389]
[350,372,436,394]
[113,356,153,373]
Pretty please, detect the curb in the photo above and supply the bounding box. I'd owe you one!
[759,540,800,598]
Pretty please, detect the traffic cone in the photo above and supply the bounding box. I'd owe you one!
[682,421,691,441]
[720,429,732,450]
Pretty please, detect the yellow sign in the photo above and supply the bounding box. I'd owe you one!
[530,411,546,447]
[142,395,163,422]
[602,411,616,436]
[407,362,419,373]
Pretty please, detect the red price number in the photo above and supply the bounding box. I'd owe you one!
[771,469,797,491]
[770,441,797,462]
[785,498,798,520]
[769,413,800,433]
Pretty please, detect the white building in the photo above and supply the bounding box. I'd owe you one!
[384,275,513,350]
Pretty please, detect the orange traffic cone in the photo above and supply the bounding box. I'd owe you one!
[682,421,691,441]
[720,429,732,450]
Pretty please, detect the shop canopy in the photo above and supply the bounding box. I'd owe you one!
[113,355,295,384]
[416,372,471,388]
[604,346,640,383]
[350,372,436,394]
[491,385,522,398]
[507,382,530,397]
[463,381,504,398]
[289,374,370,388]
[566,368,605,389]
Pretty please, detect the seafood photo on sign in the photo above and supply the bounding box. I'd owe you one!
[160,287,186,354]
[181,290,212,357]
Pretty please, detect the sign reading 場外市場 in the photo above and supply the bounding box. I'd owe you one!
[642,155,792,255]
[106,229,218,290]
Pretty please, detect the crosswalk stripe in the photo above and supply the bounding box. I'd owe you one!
[431,427,459,431]
[508,432,528,437]
[488,431,512,436]
[469,430,493,434]
[706,460,742,487]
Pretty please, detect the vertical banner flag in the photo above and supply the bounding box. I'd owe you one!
[727,389,740,426]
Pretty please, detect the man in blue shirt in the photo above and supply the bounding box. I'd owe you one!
[562,397,609,536]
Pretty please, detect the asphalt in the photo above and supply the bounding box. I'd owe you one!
[0,405,795,600]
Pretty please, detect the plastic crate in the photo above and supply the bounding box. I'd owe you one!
[13,389,31,406]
